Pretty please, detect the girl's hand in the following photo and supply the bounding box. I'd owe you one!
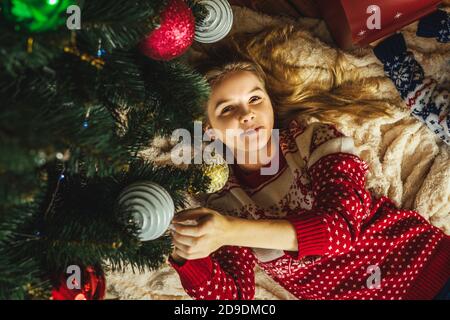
[170,207,234,260]
[170,249,187,265]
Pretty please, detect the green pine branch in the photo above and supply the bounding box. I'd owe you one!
[0,0,213,299]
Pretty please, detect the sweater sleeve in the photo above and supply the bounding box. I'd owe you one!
[283,123,372,260]
[168,245,256,300]
[373,33,449,145]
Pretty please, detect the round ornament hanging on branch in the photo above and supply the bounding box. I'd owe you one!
[51,265,106,300]
[117,181,175,241]
[190,148,229,194]
[139,0,196,61]
[194,0,233,43]
[2,0,75,33]
[202,161,229,193]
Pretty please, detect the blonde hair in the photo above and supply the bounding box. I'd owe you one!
[196,60,267,90]
[190,24,394,128]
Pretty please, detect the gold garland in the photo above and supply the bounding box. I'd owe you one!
[63,45,105,69]
[26,32,105,69]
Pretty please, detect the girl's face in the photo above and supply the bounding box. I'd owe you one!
[205,71,274,154]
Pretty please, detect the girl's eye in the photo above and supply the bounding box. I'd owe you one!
[249,96,262,104]
[221,106,234,115]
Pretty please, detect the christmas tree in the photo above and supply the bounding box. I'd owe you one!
[0,0,214,299]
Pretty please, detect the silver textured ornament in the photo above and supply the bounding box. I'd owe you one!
[118,182,175,241]
[194,0,233,43]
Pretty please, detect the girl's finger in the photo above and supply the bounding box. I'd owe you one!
[172,236,194,252]
[172,217,211,237]
[173,248,189,260]
[174,247,202,260]
[172,207,210,223]
[172,231,200,246]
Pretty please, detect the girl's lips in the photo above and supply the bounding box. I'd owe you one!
[240,126,264,137]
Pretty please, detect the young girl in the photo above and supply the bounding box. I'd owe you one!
[168,11,450,300]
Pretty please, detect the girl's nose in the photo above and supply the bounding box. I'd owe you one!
[240,111,255,124]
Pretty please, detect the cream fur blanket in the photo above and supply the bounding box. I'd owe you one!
[106,5,450,300]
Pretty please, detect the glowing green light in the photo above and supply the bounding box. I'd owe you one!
[3,0,74,32]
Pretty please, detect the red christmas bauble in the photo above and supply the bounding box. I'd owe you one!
[140,0,195,61]
[51,265,106,300]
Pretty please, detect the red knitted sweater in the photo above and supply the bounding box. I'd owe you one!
[169,120,450,300]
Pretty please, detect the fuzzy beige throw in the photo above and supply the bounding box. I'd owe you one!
[106,4,450,300]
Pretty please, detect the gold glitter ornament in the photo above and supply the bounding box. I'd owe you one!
[188,144,229,194]
[202,161,229,193]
